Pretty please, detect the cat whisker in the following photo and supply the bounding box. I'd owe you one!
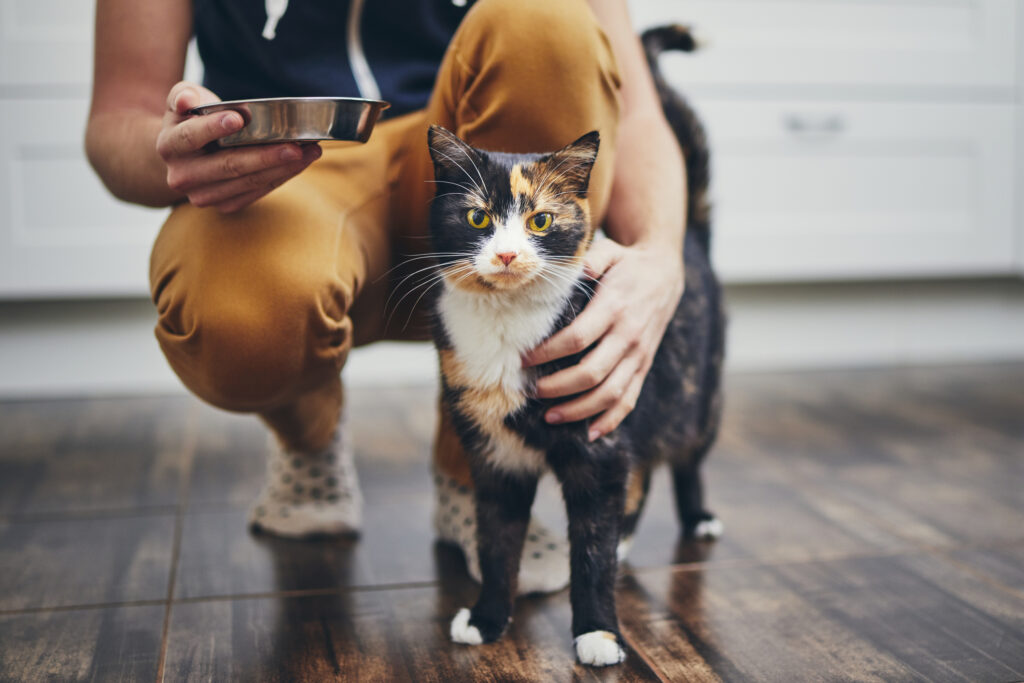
[374,252,476,284]
[428,191,482,206]
[430,146,488,200]
[395,263,478,332]
[424,179,485,203]
[383,259,475,317]
[435,127,490,196]
[386,271,452,331]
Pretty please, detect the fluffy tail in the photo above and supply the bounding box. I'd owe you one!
[641,25,712,255]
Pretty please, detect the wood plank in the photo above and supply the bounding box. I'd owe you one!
[0,396,191,516]
[164,587,661,682]
[0,605,164,683]
[0,515,175,611]
[620,550,1024,683]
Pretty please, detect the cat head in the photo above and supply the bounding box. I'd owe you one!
[427,125,599,293]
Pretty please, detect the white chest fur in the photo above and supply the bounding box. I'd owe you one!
[439,275,576,394]
[438,272,579,473]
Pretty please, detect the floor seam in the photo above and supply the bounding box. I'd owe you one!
[154,401,199,683]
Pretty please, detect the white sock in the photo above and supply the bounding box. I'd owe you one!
[434,472,570,595]
[248,420,362,537]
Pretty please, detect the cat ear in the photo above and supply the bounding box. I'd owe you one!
[427,125,480,180]
[547,131,600,195]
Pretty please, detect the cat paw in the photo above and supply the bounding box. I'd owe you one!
[450,608,483,645]
[694,516,724,539]
[450,607,509,645]
[574,631,626,667]
[684,511,723,540]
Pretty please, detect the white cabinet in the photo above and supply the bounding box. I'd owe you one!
[0,0,95,86]
[632,0,1018,90]
[0,100,166,298]
[632,0,1022,282]
[0,2,1020,298]
[0,2,202,299]
[700,100,1017,281]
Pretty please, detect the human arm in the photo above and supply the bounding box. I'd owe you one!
[85,0,321,212]
[522,0,687,440]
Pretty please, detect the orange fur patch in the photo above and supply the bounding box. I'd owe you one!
[509,164,534,200]
[439,350,527,429]
[439,349,539,470]
[624,466,650,516]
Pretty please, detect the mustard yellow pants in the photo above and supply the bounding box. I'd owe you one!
[150,0,622,485]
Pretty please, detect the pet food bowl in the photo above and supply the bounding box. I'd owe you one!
[189,96,390,147]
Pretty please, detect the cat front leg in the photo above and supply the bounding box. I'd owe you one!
[450,463,538,645]
[551,446,629,666]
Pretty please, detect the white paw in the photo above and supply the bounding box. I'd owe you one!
[694,517,724,539]
[574,631,626,667]
[616,536,634,563]
[450,608,483,645]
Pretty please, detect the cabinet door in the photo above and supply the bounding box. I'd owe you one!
[694,100,1017,281]
[0,0,95,85]
[0,100,167,298]
[631,0,1017,90]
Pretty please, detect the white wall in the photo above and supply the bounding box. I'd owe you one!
[3,278,1024,399]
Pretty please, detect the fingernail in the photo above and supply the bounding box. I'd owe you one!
[588,429,601,442]
[280,146,301,162]
[220,113,241,131]
[546,411,563,424]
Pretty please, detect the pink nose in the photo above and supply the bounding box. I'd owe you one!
[497,252,517,266]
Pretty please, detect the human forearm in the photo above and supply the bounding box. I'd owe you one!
[86,108,183,207]
[604,112,685,253]
[586,0,686,254]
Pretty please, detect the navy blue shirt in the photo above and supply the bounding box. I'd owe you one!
[194,0,472,118]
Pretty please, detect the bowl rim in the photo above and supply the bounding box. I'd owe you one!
[190,96,390,115]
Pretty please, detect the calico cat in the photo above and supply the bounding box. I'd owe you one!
[425,25,724,667]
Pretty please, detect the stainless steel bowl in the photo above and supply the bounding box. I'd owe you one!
[189,97,390,147]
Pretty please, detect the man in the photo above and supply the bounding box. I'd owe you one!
[86,0,686,593]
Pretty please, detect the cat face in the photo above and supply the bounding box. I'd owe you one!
[427,126,599,292]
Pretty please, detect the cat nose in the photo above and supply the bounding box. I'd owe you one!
[496,251,518,266]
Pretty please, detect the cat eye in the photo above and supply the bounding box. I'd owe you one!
[466,208,491,229]
[528,212,553,232]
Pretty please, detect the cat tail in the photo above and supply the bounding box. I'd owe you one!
[641,25,713,256]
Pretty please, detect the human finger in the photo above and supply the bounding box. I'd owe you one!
[534,330,633,398]
[522,292,620,367]
[582,238,623,280]
[166,82,221,116]
[543,350,641,426]
[158,110,245,159]
[186,146,321,208]
[211,187,272,214]
[585,370,646,441]
[167,142,313,192]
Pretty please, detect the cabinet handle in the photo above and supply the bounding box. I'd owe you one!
[784,114,845,134]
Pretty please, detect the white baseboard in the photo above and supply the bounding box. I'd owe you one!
[2,278,1023,399]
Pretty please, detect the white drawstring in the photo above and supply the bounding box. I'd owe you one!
[263,0,289,40]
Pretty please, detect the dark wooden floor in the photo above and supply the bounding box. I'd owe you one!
[1,364,1023,682]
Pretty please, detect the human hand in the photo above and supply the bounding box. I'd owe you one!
[522,238,685,441]
[156,81,322,213]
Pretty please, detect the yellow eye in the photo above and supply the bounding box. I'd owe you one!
[467,208,491,229]
[529,212,553,232]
